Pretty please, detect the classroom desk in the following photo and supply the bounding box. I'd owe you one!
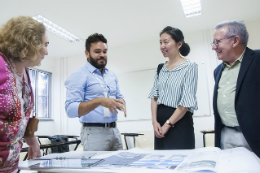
[36,135,79,145]
[36,135,80,154]
[21,139,81,161]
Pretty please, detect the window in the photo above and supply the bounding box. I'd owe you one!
[28,68,52,120]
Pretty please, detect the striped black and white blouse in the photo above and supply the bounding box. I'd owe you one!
[148,59,198,113]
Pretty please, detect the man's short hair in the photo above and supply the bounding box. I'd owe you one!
[215,20,249,46]
[85,33,107,52]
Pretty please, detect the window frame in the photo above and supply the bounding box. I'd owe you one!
[28,68,53,121]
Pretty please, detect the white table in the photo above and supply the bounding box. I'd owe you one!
[19,148,260,173]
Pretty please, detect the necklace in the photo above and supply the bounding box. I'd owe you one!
[16,71,24,77]
[9,58,25,81]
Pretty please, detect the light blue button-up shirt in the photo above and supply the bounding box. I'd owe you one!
[65,62,124,123]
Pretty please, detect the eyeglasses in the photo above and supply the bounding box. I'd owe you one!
[211,36,235,47]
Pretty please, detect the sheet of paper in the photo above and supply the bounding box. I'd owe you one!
[35,152,96,160]
[175,147,220,172]
[129,154,187,170]
[93,150,123,159]
[99,152,147,165]
[218,147,260,173]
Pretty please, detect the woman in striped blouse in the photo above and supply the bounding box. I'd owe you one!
[148,26,198,150]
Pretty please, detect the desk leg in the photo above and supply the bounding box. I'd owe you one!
[74,142,80,151]
[133,137,136,147]
[124,136,128,150]
[203,134,206,147]
[37,137,42,145]
[23,153,28,161]
[37,137,47,156]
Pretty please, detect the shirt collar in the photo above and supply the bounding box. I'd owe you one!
[223,48,246,68]
[85,61,108,74]
[162,59,190,72]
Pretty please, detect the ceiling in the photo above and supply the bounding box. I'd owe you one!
[1,0,260,59]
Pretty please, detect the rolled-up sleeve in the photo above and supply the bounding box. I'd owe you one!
[178,63,198,111]
[115,76,124,99]
[65,72,86,118]
[148,71,159,98]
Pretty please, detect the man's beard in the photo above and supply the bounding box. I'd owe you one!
[89,54,107,69]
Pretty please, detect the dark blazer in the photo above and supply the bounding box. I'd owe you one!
[213,47,260,158]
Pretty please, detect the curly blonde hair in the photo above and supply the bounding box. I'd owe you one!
[0,16,46,62]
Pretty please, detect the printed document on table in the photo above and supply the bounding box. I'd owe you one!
[218,147,260,173]
[93,148,190,170]
[129,153,187,170]
[175,147,220,172]
[83,147,260,173]
[35,152,96,160]
[175,147,260,173]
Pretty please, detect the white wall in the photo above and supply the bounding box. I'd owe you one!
[246,20,260,49]
[33,56,59,135]
[35,19,260,148]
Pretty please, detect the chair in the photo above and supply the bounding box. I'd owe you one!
[120,133,127,150]
[121,133,144,149]
[200,129,215,147]
[135,130,154,149]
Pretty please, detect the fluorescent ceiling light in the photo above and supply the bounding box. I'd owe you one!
[180,0,202,18]
[33,15,81,43]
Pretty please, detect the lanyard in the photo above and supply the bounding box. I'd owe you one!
[93,72,111,117]
[93,72,108,97]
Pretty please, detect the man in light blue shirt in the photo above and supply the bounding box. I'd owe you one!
[65,33,126,151]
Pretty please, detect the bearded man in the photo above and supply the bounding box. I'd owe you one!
[65,33,126,151]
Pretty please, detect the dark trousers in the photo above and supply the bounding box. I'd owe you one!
[155,104,195,150]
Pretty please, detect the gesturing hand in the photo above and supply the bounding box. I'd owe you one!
[101,98,125,114]
[116,98,127,117]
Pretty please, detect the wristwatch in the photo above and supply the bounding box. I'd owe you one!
[166,120,174,127]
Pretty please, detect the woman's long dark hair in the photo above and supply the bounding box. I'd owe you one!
[160,26,190,56]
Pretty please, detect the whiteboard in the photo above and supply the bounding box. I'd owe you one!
[116,63,211,121]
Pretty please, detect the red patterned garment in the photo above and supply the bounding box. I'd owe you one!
[0,52,34,173]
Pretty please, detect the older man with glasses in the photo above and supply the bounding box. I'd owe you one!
[212,20,260,158]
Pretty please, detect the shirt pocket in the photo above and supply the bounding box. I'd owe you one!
[108,84,117,97]
[86,82,103,96]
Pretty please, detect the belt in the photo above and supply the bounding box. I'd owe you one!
[225,125,241,132]
[83,122,116,128]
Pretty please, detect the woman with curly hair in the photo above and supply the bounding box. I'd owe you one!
[0,16,49,172]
